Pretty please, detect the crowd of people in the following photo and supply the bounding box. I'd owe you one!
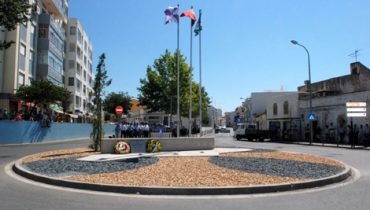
[114,122,151,138]
[0,108,75,125]
[304,122,370,147]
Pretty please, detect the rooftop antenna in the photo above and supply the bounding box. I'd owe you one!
[348,49,361,62]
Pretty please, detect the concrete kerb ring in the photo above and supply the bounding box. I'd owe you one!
[12,157,352,196]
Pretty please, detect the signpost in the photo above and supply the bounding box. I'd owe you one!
[308,113,316,121]
[346,101,367,148]
[115,106,124,115]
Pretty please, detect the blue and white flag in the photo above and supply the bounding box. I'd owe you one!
[194,10,202,36]
[164,5,179,24]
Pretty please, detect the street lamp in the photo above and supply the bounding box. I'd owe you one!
[291,40,313,145]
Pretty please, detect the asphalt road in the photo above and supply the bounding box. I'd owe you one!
[1,134,370,210]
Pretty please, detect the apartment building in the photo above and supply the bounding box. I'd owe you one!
[0,0,69,113]
[37,0,68,87]
[65,18,94,115]
[0,0,39,112]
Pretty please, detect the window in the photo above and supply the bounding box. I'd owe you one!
[38,24,49,38]
[273,103,278,115]
[69,43,75,52]
[30,24,36,48]
[18,73,25,87]
[83,70,86,81]
[88,62,92,73]
[76,79,81,90]
[77,29,82,43]
[48,53,63,73]
[83,99,86,109]
[69,60,75,69]
[19,44,26,70]
[283,101,289,115]
[20,23,27,42]
[76,63,81,75]
[83,85,86,95]
[77,47,82,60]
[68,77,74,86]
[70,26,76,35]
[20,44,26,55]
[49,29,64,53]
[29,50,34,75]
[75,96,81,107]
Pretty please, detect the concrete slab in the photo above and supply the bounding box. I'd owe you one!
[78,148,252,162]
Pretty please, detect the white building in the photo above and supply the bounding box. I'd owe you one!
[266,92,300,140]
[65,18,94,115]
[298,62,370,136]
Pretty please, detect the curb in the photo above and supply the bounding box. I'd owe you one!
[12,158,352,195]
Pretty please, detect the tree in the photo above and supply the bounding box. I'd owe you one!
[103,91,132,115]
[0,0,33,50]
[15,79,71,108]
[137,49,210,122]
[91,53,111,151]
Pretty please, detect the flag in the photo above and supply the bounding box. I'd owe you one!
[180,8,196,26]
[164,5,179,24]
[194,10,202,36]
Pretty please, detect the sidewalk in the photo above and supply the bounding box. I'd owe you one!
[274,139,370,150]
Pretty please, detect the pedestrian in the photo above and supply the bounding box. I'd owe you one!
[115,122,120,138]
[304,124,310,142]
[3,109,10,120]
[354,124,359,146]
[338,125,346,145]
[324,125,330,143]
[120,123,125,138]
[315,125,322,142]
[347,125,352,146]
[364,124,370,147]
[359,124,364,146]
[329,122,335,143]
[37,111,43,122]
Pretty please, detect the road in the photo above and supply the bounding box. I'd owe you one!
[1,134,370,210]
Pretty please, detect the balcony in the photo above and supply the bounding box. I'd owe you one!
[38,13,65,40]
[41,0,68,22]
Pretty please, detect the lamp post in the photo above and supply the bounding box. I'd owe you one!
[291,40,313,145]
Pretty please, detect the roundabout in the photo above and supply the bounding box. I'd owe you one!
[12,147,351,195]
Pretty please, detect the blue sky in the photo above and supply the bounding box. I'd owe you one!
[69,0,370,113]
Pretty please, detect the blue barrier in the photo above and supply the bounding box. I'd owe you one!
[0,120,115,144]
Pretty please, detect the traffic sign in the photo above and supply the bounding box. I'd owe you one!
[346,101,366,118]
[115,106,123,115]
[347,113,367,117]
[308,113,316,121]
[346,102,366,107]
[347,107,366,112]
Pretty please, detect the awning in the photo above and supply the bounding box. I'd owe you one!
[68,114,78,119]
[50,104,64,113]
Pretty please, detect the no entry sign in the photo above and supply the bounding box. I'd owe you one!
[115,106,123,115]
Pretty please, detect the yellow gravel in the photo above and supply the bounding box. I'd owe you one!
[66,156,302,187]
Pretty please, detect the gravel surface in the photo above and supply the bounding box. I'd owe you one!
[21,148,345,187]
[208,156,344,179]
[24,157,158,177]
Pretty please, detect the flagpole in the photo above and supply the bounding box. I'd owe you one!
[198,9,202,136]
[176,4,180,138]
[189,6,193,137]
